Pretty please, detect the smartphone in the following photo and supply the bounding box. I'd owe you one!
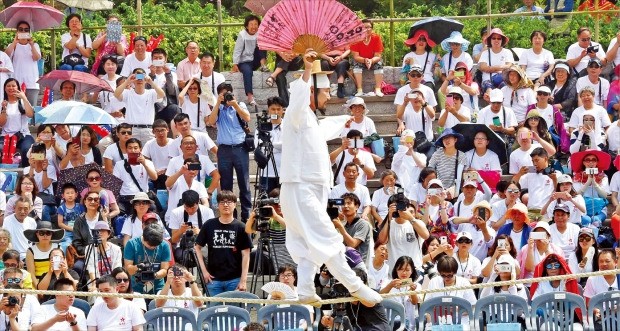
[454,71,465,78]
[32,153,45,161]
[585,168,599,175]
[497,264,512,273]
[399,278,413,287]
[427,188,442,196]
[492,116,502,126]
[463,171,479,183]
[408,93,419,99]
[497,239,507,249]
[527,166,537,173]
[270,114,279,120]
[446,95,454,107]
[530,232,547,240]
[520,132,532,140]
[581,256,588,264]
[152,59,165,67]
[135,73,145,80]
[127,152,140,165]
[440,236,448,245]
[477,207,486,219]
[52,255,61,271]
[17,33,30,40]
[40,133,52,141]
[187,163,202,171]
[348,138,363,149]
[72,137,81,145]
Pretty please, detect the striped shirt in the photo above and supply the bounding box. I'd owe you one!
[428,148,467,189]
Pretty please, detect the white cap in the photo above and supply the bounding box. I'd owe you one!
[428,178,444,189]
[310,74,331,89]
[349,97,366,107]
[456,231,473,241]
[447,86,464,96]
[463,180,478,188]
[533,221,551,234]
[401,129,415,138]
[557,174,573,184]
[554,63,570,73]
[489,89,503,102]
[535,85,551,94]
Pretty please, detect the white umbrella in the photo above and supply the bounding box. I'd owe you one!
[57,0,114,11]
[38,101,119,126]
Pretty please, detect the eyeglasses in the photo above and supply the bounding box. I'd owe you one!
[537,92,550,96]
[153,129,167,134]
[474,137,487,141]
[409,73,423,78]
[22,182,34,186]
[86,197,100,202]
[115,278,130,283]
[279,273,295,278]
[578,236,592,242]
[506,188,520,194]
[37,231,52,236]
[181,141,196,146]
[457,238,472,244]
[439,273,454,279]
[88,176,101,182]
[6,278,22,284]
[17,27,30,32]
[219,200,235,205]
[545,262,561,269]
[119,131,132,135]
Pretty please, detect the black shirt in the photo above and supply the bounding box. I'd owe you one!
[195,217,253,281]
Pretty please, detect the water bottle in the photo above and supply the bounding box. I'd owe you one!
[12,152,21,165]
[471,109,478,123]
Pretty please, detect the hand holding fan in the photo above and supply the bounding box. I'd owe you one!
[258,0,366,55]
[261,281,297,299]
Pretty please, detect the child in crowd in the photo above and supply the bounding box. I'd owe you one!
[57,183,85,253]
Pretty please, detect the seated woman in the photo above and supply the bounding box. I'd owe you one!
[437,86,471,130]
[380,256,420,330]
[28,124,63,171]
[517,221,564,281]
[406,167,437,214]
[547,61,578,118]
[570,113,607,152]
[480,235,520,279]
[531,253,580,300]
[59,141,86,170]
[341,97,377,138]
[120,192,167,247]
[419,235,453,286]
[480,254,528,300]
[521,109,554,150]
[428,128,467,196]
[79,168,120,220]
[231,15,267,106]
[90,14,127,76]
[0,78,34,167]
[464,129,502,179]
[454,231,482,284]
[5,21,41,107]
[178,78,210,132]
[571,150,611,228]
[392,130,426,194]
[501,64,536,124]
[86,222,122,288]
[439,61,479,112]
[542,174,586,226]
[567,227,599,287]
[402,29,438,89]
[24,222,63,288]
[36,248,79,303]
[350,19,385,97]
[526,85,569,154]
[5,174,43,220]
[421,179,454,239]
[368,243,390,291]
[75,126,103,165]
[59,14,92,72]
[489,182,522,230]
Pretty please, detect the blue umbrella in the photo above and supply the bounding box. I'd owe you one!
[37,101,119,126]
[409,17,464,45]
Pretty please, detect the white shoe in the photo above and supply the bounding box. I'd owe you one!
[375,90,384,97]
[354,90,364,97]
[365,91,376,97]
[351,284,383,307]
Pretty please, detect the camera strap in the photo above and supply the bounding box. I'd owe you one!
[333,152,346,186]
[183,207,203,228]
[123,160,145,192]
[195,153,201,182]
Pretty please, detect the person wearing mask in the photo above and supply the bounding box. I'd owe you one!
[149,48,180,124]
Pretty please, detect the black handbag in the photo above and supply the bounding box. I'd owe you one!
[236,109,255,152]
[414,131,432,154]
[61,33,87,68]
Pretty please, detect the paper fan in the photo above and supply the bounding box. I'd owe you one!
[261,282,297,299]
[258,0,366,55]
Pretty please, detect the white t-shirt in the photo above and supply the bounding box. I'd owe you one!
[0,295,40,331]
[61,32,92,65]
[441,51,474,75]
[181,96,211,132]
[584,276,619,299]
[156,287,201,317]
[341,117,377,138]
[394,84,437,139]
[332,150,376,185]
[391,148,426,194]
[368,261,390,291]
[99,75,122,115]
[477,104,518,129]
[606,122,620,153]
[566,42,606,73]
[576,76,610,106]
[489,199,517,226]
[519,172,558,209]
[455,254,483,279]
[479,48,515,81]
[509,145,536,174]
[402,51,437,82]
[120,52,152,77]
[501,86,537,123]
[165,154,217,182]
[86,299,146,331]
[545,196,586,225]
[455,223,496,262]
[608,38,620,65]
[142,138,172,171]
[395,84,437,107]
[93,297,147,312]
[425,276,477,305]
[464,149,501,171]
[3,215,37,259]
[518,48,555,80]
[12,43,40,89]
[329,183,371,214]
[568,105,611,131]
[405,182,427,205]
[610,172,620,195]
[32,304,87,331]
[112,159,155,196]
[531,104,556,128]
[119,89,158,125]
[1,101,30,135]
[386,219,424,270]
[371,188,392,220]
[439,105,471,129]
[168,205,215,230]
[168,131,216,157]
[549,223,580,260]
[166,179,209,221]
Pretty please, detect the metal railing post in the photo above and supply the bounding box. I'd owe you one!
[217,0,224,72]
[390,0,395,66]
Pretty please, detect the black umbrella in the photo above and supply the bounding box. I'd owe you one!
[453,123,508,165]
[408,17,464,44]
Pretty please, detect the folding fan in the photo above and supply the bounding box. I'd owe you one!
[257,0,366,55]
[261,282,297,299]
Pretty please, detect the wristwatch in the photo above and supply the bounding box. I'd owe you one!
[422,102,428,108]
[359,164,365,169]
[69,321,78,326]
[189,280,196,285]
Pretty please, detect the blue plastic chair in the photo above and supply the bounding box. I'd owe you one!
[529,292,587,331]
[196,305,251,331]
[473,294,529,330]
[418,296,474,331]
[43,298,91,317]
[208,290,262,315]
[383,299,406,331]
[257,304,313,331]
[144,307,197,331]
[148,299,157,311]
[587,290,620,331]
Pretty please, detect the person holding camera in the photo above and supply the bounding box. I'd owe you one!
[576,58,609,108]
[123,223,171,294]
[206,82,252,222]
[331,193,373,265]
[154,265,203,317]
[31,278,86,331]
[451,200,496,262]
[395,66,437,138]
[568,86,611,138]
[330,130,376,186]
[513,147,559,221]
[164,154,215,222]
[0,268,39,331]
[570,113,607,152]
[571,150,611,228]
[113,68,165,145]
[113,138,158,213]
[194,190,252,295]
[86,275,146,330]
[254,96,285,193]
[480,254,528,301]
[37,248,79,303]
[566,27,607,75]
[329,163,372,220]
[245,188,294,268]
[169,190,214,262]
[392,130,426,196]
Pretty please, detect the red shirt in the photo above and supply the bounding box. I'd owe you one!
[350,34,384,59]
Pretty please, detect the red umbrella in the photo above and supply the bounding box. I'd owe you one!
[244,0,280,16]
[37,70,113,95]
[0,1,64,32]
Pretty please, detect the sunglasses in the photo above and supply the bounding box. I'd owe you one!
[537,92,550,96]
[3,263,18,268]
[86,197,100,202]
[457,238,472,244]
[37,231,52,236]
[506,188,520,194]
[88,176,101,182]
[115,278,130,283]
[491,37,503,40]
[17,28,30,32]
[6,278,22,284]
[583,158,598,162]
[545,262,561,269]
[409,73,423,78]
[578,236,592,242]
[119,131,132,135]
[135,201,151,206]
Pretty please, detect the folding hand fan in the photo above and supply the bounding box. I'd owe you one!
[261,282,297,299]
[257,0,366,55]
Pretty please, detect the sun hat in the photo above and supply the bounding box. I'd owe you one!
[440,31,471,52]
[94,221,111,232]
[535,85,551,94]
[489,89,504,102]
[131,192,153,204]
[404,29,436,48]
[485,28,509,47]
[570,150,611,173]
[347,97,369,115]
[24,221,65,243]
[434,127,464,148]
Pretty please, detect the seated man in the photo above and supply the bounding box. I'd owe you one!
[329,130,376,186]
[86,275,146,330]
[3,198,37,260]
[329,163,372,220]
[350,19,385,97]
[331,193,373,265]
[0,249,34,289]
[437,86,471,129]
[0,268,39,331]
[31,278,87,331]
[112,138,158,212]
[124,223,171,295]
[154,265,203,317]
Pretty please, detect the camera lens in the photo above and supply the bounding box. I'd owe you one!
[224,92,234,102]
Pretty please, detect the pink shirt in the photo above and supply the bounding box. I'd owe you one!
[176,57,201,82]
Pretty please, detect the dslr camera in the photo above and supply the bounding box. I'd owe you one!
[134,262,159,282]
[391,187,408,218]
[255,197,280,231]
[6,296,19,307]
[257,109,274,134]
[587,45,600,53]
[224,92,235,102]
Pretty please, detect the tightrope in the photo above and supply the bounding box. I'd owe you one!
[1,268,618,305]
